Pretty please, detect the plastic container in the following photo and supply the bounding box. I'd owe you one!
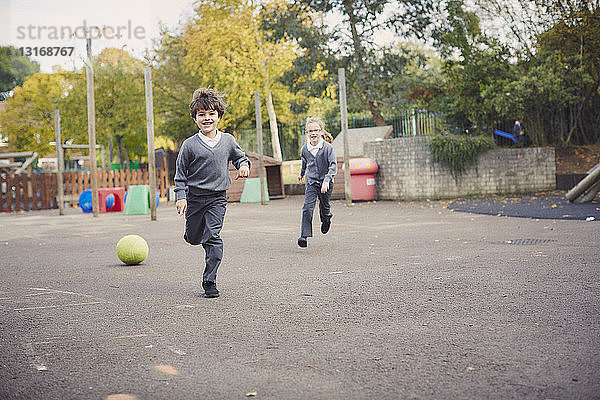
[78,187,126,213]
[349,158,379,201]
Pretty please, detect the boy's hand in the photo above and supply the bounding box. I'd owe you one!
[298,175,304,184]
[176,199,187,215]
[235,165,250,180]
[321,180,329,193]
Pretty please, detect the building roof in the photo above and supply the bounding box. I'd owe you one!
[332,126,393,158]
[245,151,282,166]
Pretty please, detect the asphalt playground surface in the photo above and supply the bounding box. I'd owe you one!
[448,191,600,221]
[0,195,598,399]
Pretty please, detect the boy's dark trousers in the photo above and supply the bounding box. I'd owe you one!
[301,181,333,238]
[184,190,227,283]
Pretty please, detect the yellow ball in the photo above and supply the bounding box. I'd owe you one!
[116,235,149,265]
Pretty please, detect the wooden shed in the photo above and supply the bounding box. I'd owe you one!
[227,151,284,202]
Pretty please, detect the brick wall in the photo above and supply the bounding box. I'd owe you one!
[363,137,556,201]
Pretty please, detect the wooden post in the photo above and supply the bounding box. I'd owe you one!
[86,38,99,217]
[254,91,267,205]
[54,109,65,215]
[144,67,157,220]
[338,68,352,204]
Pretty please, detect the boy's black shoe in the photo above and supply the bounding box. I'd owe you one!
[202,281,220,298]
[321,219,331,234]
[297,237,307,247]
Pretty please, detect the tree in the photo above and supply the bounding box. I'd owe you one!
[260,1,339,114]
[150,0,298,154]
[271,0,437,125]
[60,48,147,165]
[0,71,68,155]
[537,4,600,145]
[434,0,600,146]
[473,0,597,59]
[432,0,513,134]
[146,28,200,146]
[347,43,445,117]
[0,46,40,100]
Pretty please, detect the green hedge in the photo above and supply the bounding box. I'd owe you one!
[428,134,495,178]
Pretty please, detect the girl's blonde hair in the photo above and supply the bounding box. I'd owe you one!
[304,116,325,132]
[305,116,333,143]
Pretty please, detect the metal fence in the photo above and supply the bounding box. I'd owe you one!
[234,110,441,161]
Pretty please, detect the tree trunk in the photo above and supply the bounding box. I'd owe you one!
[255,15,283,161]
[115,135,125,167]
[109,136,114,166]
[368,100,387,126]
[265,89,282,161]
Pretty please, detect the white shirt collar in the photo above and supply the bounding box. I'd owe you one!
[307,138,324,152]
[197,130,222,147]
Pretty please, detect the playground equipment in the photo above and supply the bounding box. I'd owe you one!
[240,177,270,203]
[78,187,125,213]
[0,151,39,174]
[493,129,517,144]
[98,187,125,212]
[565,163,600,203]
[123,185,159,215]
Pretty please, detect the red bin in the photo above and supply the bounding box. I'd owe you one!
[349,158,378,201]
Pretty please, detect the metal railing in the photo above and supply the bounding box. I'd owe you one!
[233,111,442,161]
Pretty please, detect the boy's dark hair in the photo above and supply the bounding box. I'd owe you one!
[189,88,227,119]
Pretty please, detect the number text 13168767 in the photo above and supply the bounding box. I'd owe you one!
[18,47,75,57]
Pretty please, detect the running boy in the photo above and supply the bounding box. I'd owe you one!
[174,88,250,297]
[297,117,337,247]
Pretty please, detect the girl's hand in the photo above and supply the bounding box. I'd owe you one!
[321,181,329,193]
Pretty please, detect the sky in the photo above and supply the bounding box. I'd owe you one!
[0,0,402,74]
[0,0,195,72]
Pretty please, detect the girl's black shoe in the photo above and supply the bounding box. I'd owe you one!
[202,281,220,298]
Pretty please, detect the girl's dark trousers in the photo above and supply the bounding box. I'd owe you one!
[300,181,332,238]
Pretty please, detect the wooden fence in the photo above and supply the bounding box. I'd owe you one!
[1,165,170,212]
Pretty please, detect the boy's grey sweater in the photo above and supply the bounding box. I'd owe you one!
[174,132,250,200]
[300,141,337,185]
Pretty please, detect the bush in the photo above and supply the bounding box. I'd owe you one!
[428,134,495,178]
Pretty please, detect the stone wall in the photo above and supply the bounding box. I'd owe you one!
[363,137,556,201]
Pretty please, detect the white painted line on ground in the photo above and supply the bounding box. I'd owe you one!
[14,301,103,311]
